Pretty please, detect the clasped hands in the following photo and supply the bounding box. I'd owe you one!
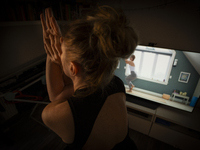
[40,8,63,67]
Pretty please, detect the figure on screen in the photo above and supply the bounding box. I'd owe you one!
[125,55,137,92]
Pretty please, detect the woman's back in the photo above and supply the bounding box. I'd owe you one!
[66,76,128,150]
[40,5,138,150]
[82,92,127,149]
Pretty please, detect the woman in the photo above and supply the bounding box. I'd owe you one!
[40,6,138,150]
[125,55,137,92]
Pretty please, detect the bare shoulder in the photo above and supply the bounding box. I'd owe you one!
[41,99,75,143]
[129,61,135,66]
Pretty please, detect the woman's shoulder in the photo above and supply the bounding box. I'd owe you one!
[113,75,124,85]
[129,61,135,67]
[110,75,125,93]
[41,99,75,143]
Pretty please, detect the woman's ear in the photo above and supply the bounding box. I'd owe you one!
[70,62,79,76]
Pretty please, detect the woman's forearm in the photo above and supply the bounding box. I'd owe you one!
[41,8,74,101]
[46,55,65,101]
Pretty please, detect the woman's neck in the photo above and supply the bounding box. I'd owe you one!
[72,76,87,92]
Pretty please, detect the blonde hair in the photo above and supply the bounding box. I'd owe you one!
[63,6,138,97]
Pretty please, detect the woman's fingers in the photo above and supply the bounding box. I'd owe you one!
[46,8,54,30]
[54,36,62,55]
[49,34,61,61]
[51,17,62,36]
[45,41,54,59]
[48,34,56,58]
[49,34,62,65]
[50,17,56,35]
[48,7,54,18]
[49,17,62,56]
[41,7,62,65]
[49,34,58,59]
[45,8,51,30]
[40,13,47,32]
[41,12,51,57]
[49,20,59,57]
[44,44,51,56]
[40,13,49,40]
[41,8,54,60]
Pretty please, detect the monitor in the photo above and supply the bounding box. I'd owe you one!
[115,45,200,112]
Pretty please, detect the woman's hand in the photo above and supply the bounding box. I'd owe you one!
[40,8,63,67]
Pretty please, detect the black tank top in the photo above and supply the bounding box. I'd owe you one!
[65,75,137,150]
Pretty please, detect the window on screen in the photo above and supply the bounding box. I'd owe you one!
[125,45,176,85]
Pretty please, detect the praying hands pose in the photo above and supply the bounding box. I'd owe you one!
[40,6,138,150]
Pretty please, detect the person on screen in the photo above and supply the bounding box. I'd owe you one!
[40,6,138,150]
[125,55,137,92]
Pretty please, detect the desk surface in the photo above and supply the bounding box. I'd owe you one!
[126,101,156,115]
[125,87,200,132]
[125,86,193,112]
[156,105,200,132]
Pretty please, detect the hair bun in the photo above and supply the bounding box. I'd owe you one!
[88,6,138,60]
[63,5,138,97]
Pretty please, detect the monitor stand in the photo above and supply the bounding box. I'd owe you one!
[126,94,160,110]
